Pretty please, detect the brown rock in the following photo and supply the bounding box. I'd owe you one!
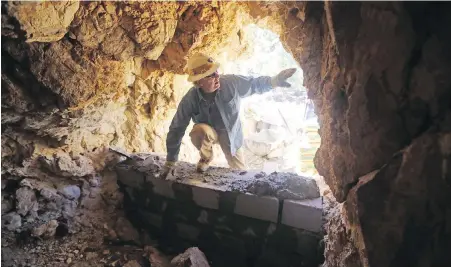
[114,217,140,244]
[322,203,362,267]
[345,133,451,267]
[145,246,171,267]
[6,1,80,42]
[31,220,59,239]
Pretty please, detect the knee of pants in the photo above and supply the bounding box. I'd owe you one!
[190,123,218,143]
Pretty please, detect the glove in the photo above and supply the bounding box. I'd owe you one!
[271,68,297,88]
[161,161,176,179]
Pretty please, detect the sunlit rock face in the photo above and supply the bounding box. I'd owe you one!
[2,1,451,267]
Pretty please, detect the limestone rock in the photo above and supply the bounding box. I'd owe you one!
[171,247,210,267]
[15,187,38,216]
[40,152,95,177]
[6,1,80,42]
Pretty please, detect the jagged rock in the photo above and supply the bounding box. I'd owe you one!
[15,187,38,216]
[62,200,78,219]
[171,247,210,267]
[5,1,80,42]
[322,203,361,267]
[57,184,81,200]
[2,212,22,231]
[40,152,95,177]
[31,220,59,239]
[114,217,140,244]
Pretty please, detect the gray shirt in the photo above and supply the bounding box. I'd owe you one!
[166,74,273,162]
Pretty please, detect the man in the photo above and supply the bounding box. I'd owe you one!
[162,53,296,176]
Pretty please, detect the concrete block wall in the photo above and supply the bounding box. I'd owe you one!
[115,155,324,267]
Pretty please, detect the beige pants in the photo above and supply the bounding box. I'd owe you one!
[189,123,246,170]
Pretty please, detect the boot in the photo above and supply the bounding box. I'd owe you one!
[196,158,210,173]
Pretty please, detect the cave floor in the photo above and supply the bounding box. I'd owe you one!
[1,227,172,267]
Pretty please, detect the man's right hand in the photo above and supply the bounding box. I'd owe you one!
[161,161,176,179]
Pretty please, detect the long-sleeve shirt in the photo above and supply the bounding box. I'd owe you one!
[166,74,274,162]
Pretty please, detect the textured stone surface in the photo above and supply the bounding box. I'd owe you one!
[6,1,80,42]
[345,133,451,267]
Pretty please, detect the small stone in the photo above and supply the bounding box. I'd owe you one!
[31,220,58,238]
[171,247,210,267]
[88,176,100,187]
[108,229,117,239]
[66,258,72,264]
[74,249,79,254]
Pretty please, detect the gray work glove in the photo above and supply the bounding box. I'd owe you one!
[161,161,176,179]
[271,68,297,88]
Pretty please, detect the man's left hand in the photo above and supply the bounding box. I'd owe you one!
[271,68,297,88]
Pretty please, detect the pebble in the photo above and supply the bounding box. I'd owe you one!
[74,249,79,254]
[66,258,72,264]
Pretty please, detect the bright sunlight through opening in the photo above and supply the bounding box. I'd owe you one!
[219,24,320,177]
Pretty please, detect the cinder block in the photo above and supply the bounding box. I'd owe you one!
[281,197,322,232]
[192,186,220,210]
[234,193,279,223]
[149,178,174,199]
[141,211,163,228]
[176,223,200,241]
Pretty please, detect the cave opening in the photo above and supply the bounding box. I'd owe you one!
[178,24,321,181]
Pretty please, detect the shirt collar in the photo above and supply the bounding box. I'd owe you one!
[196,86,218,101]
[196,87,206,101]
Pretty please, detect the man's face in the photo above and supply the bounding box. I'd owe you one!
[197,71,220,93]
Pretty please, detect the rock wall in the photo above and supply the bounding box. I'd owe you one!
[268,1,451,267]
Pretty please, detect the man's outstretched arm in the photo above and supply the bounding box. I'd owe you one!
[232,68,297,98]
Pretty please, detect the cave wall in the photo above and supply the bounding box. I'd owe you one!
[2,1,451,267]
[273,1,451,267]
